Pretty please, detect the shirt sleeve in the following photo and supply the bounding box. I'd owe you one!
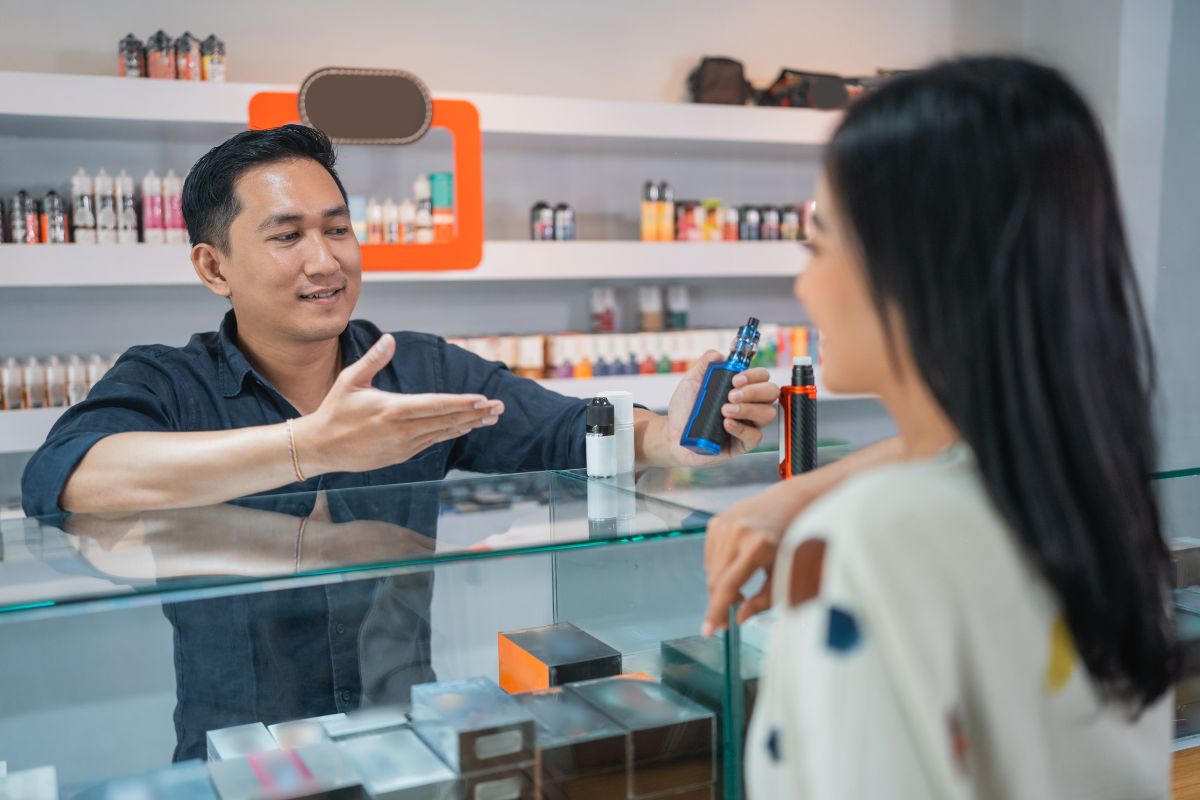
[21,350,182,518]
[440,340,587,473]
[748,487,972,799]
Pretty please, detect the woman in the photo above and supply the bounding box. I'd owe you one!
[704,56,1176,798]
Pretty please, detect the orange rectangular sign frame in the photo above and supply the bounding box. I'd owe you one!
[248,91,484,271]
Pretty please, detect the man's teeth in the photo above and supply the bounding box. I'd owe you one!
[302,289,339,299]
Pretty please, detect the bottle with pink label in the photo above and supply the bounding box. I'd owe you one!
[162,169,185,244]
[141,169,165,244]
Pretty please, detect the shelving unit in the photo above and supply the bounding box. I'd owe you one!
[0,71,894,462]
[0,71,839,148]
[0,367,870,456]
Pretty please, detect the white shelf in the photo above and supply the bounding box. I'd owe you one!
[0,241,807,288]
[0,71,839,147]
[0,369,871,456]
[0,408,64,455]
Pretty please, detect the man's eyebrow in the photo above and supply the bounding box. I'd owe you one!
[256,206,349,233]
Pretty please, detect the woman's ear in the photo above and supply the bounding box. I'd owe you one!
[192,242,231,299]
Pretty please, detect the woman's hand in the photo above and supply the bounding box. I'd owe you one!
[702,437,903,635]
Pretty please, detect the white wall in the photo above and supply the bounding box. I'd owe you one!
[0,0,960,98]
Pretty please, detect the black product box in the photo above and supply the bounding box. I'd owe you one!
[207,742,366,799]
[566,677,715,799]
[411,677,536,775]
[75,760,217,799]
[660,634,763,732]
[516,687,629,799]
[498,621,623,694]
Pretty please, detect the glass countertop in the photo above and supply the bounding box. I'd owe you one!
[0,469,711,620]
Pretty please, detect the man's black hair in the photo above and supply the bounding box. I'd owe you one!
[181,124,348,254]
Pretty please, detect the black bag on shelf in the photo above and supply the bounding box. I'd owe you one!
[759,69,850,110]
[687,57,754,105]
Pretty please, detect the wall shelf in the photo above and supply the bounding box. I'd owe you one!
[0,368,870,456]
[0,71,838,149]
[0,241,807,288]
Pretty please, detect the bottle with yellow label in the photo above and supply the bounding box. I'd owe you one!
[641,181,660,241]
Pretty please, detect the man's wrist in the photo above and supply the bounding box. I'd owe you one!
[288,414,327,478]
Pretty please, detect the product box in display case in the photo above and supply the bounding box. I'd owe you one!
[207,742,366,800]
[268,714,346,749]
[0,765,58,799]
[321,706,410,741]
[338,728,458,800]
[498,621,623,693]
[207,722,280,762]
[75,760,218,799]
[660,634,764,733]
[411,677,536,775]
[566,677,716,799]
[517,687,629,799]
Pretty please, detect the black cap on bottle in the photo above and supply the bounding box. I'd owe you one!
[586,397,615,434]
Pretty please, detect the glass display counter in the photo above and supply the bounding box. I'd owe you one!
[3,448,1196,797]
[0,467,749,799]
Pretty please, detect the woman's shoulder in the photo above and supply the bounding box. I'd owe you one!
[786,444,1018,580]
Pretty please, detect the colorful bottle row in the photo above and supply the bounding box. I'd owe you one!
[2,168,185,245]
[590,285,690,334]
[119,31,226,81]
[447,324,820,382]
[351,172,456,246]
[1,354,118,412]
[640,180,813,242]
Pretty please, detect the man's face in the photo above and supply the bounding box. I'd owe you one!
[221,158,362,344]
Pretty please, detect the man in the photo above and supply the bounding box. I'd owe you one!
[22,124,778,517]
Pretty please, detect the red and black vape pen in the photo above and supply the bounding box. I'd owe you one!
[780,356,817,479]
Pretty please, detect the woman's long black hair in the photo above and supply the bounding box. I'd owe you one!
[825,56,1175,709]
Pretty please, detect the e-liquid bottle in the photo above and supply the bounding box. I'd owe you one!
[162,169,185,244]
[430,172,455,242]
[781,205,802,241]
[680,317,760,456]
[413,175,434,244]
[761,207,782,240]
[201,34,227,82]
[657,182,674,242]
[146,30,175,80]
[71,169,96,243]
[554,203,575,241]
[45,356,67,408]
[398,199,416,244]
[43,191,67,244]
[67,355,88,406]
[1,358,22,410]
[116,170,139,244]
[740,206,762,240]
[530,201,554,240]
[118,33,145,78]
[94,169,118,244]
[141,169,165,244]
[175,32,202,81]
[585,397,617,478]
[382,198,399,244]
[366,197,384,244]
[779,356,818,478]
[723,206,741,241]
[666,285,689,329]
[22,357,47,409]
[640,181,660,242]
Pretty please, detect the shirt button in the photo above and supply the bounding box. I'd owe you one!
[341,689,352,703]
[335,623,346,635]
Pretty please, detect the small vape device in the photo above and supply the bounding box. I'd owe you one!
[680,317,761,456]
[779,355,817,478]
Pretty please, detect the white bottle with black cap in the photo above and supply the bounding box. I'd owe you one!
[585,397,617,478]
[598,390,635,474]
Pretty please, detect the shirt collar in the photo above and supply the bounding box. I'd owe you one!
[216,309,364,398]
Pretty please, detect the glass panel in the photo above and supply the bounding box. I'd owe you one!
[1160,471,1200,746]
[0,512,734,798]
[0,469,707,620]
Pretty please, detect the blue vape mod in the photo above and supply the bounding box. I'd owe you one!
[680,317,761,456]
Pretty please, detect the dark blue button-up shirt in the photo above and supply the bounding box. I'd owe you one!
[22,310,588,517]
[21,310,589,760]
